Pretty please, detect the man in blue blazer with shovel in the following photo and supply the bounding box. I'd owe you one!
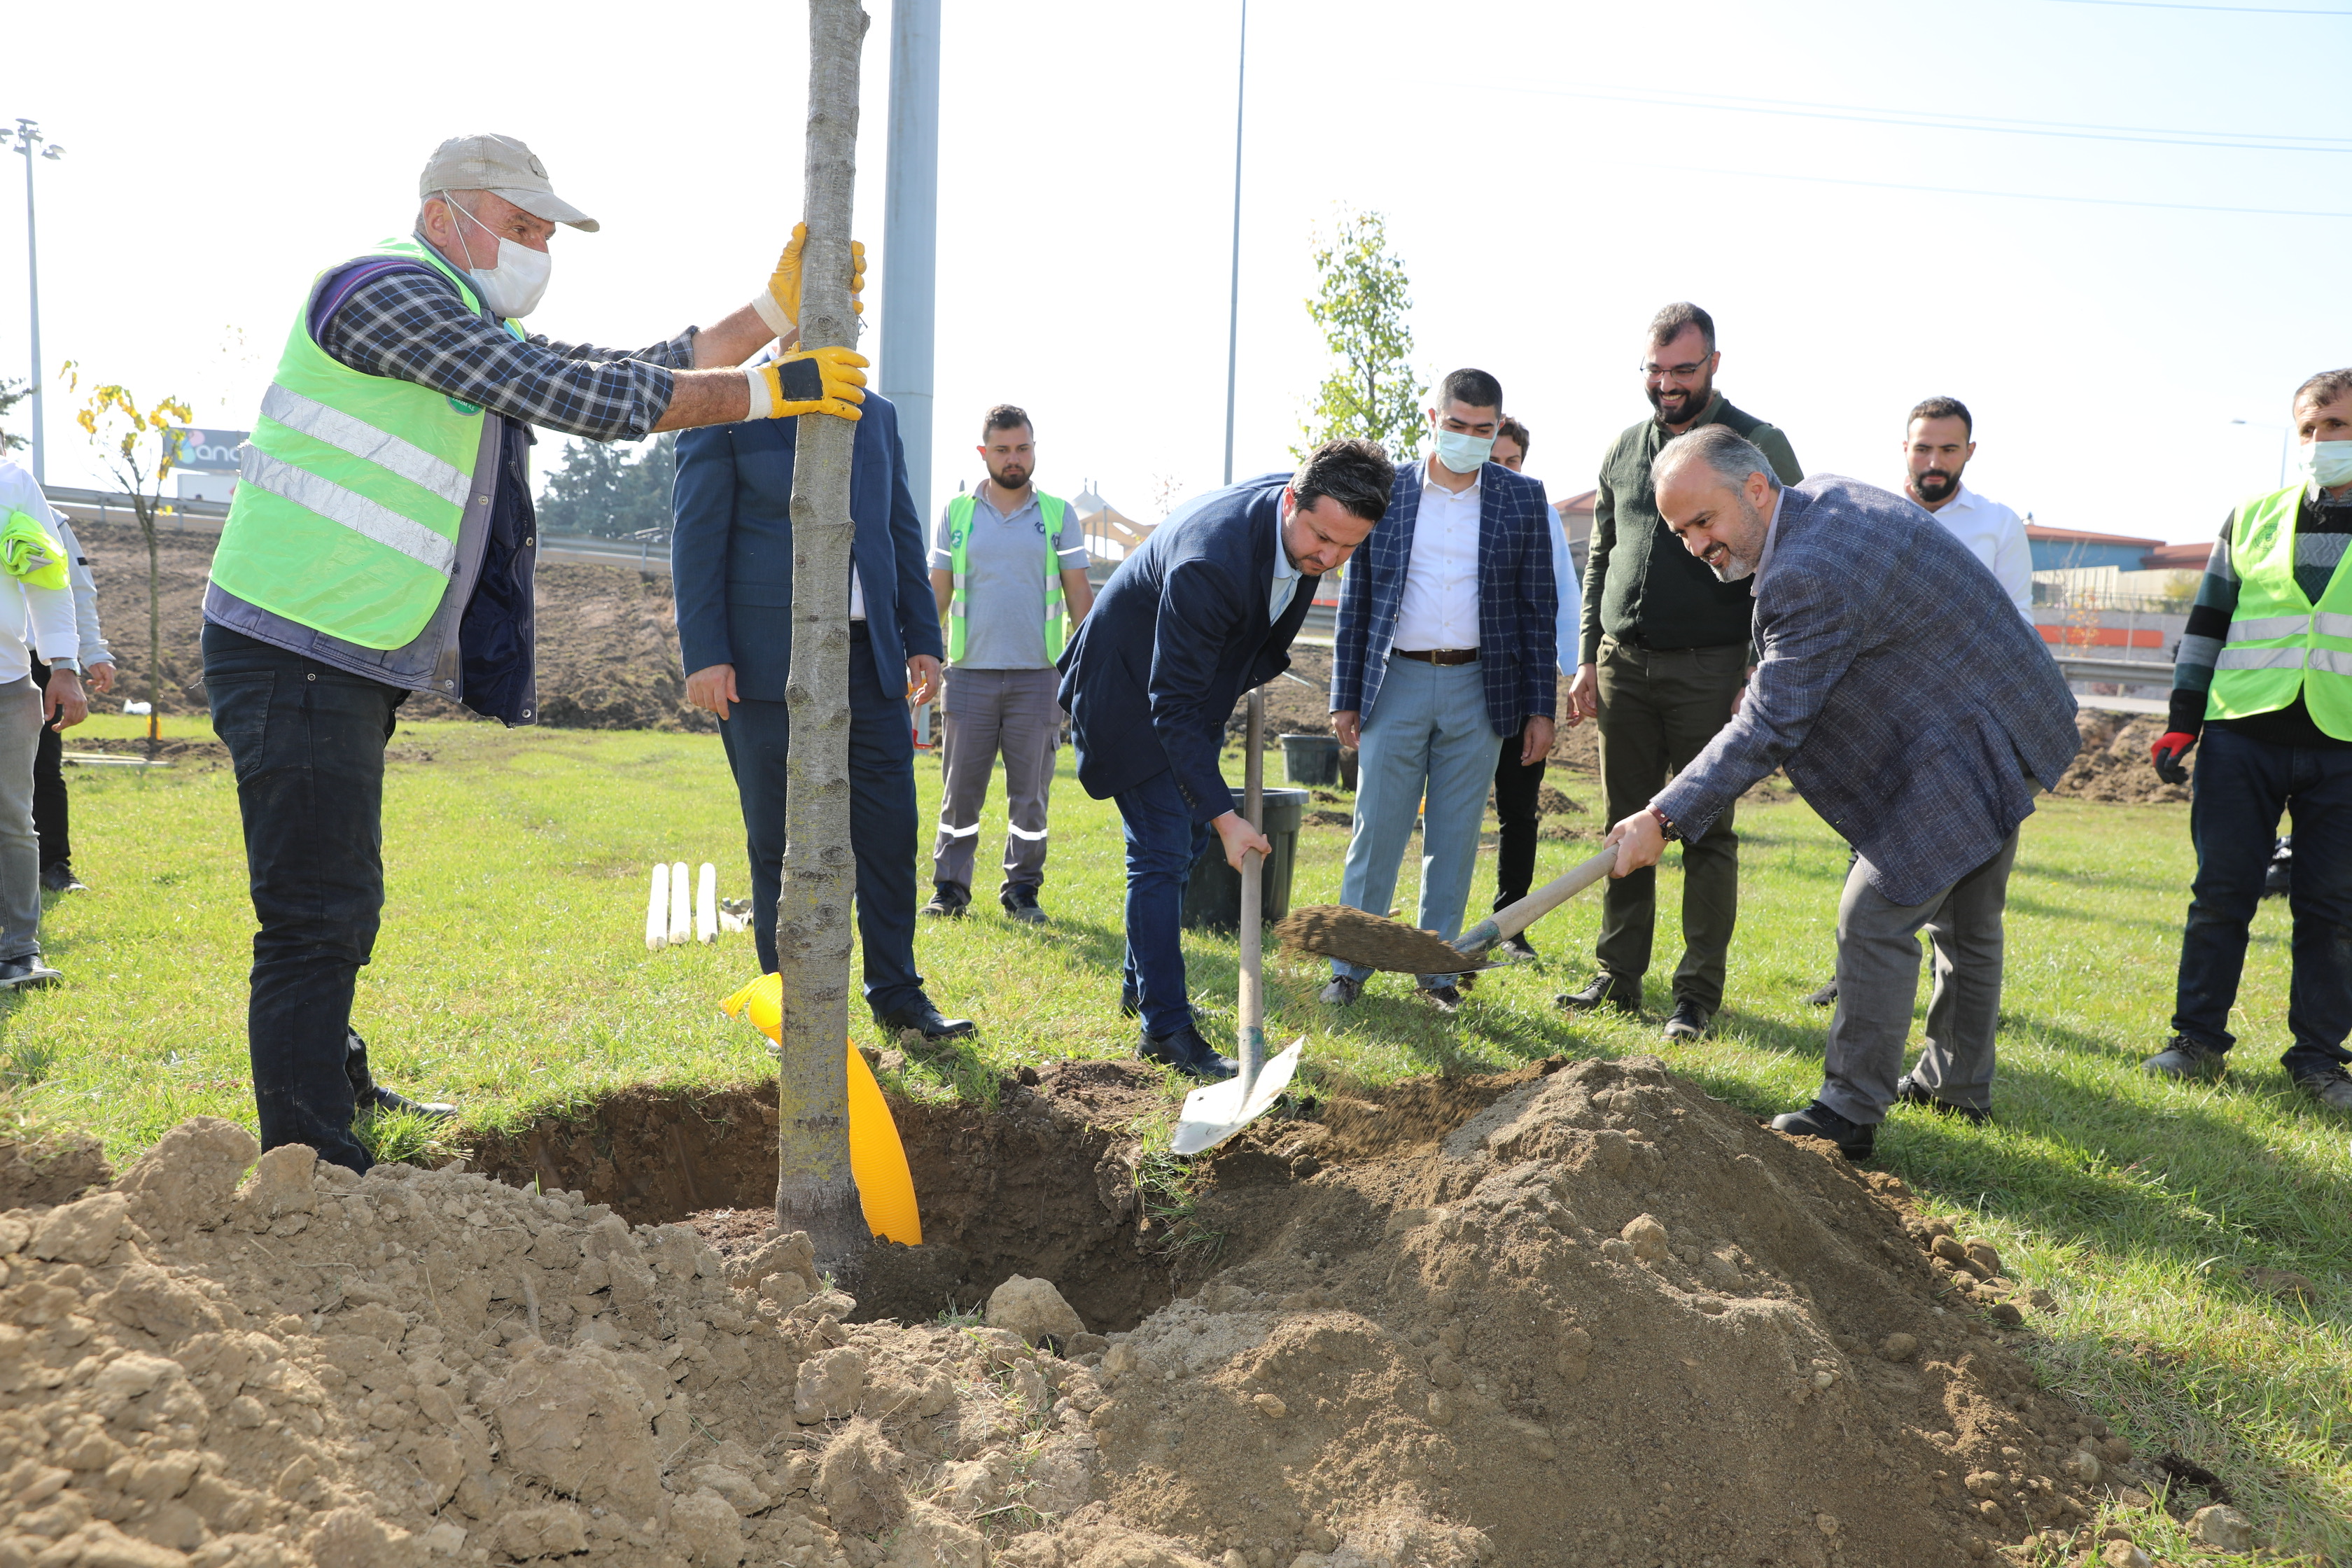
[672,382,974,1045]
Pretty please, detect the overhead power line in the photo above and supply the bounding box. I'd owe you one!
[1659,162,2352,220]
[2052,1,2352,15]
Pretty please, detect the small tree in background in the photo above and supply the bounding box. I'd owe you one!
[1295,207,1424,463]
[538,434,678,538]
[0,377,28,454]
[66,365,190,757]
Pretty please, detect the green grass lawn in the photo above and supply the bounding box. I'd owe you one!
[9,715,2349,1558]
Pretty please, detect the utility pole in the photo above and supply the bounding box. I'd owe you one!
[1220,1,1247,485]
[881,0,940,519]
[9,120,64,484]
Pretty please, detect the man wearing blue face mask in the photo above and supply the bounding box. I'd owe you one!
[2145,368,2352,1111]
[200,132,869,1175]
[1323,368,1558,1011]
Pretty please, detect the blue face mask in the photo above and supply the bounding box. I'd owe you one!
[2300,440,2352,493]
[1434,428,1495,476]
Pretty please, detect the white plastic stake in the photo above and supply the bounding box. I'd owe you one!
[668,861,692,946]
[696,863,718,944]
[645,863,669,951]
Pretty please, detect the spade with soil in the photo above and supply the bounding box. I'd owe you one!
[1276,842,1620,974]
[1174,686,1305,1155]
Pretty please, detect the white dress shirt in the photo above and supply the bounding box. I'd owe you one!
[1270,491,1302,623]
[1919,481,2031,614]
[1392,459,1482,651]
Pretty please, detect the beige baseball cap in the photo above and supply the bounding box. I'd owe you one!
[419,134,598,232]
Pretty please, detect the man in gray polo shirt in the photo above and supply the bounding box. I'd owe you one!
[924,404,1095,923]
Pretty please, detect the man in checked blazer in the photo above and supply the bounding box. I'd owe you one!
[1605,426,2080,1160]
[1324,368,1558,1010]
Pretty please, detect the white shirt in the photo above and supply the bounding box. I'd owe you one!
[1392,458,1483,651]
[1270,492,1302,623]
[0,460,81,687]
[1919,481,2031,614]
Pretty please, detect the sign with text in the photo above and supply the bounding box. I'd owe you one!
[168,428,249,473]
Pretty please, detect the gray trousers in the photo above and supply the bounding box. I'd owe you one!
[930,666,1061,896]
[1821,830,2019,1126]
[0,676,43,962]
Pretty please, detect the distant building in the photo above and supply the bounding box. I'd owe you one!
[1555,489,1597,578]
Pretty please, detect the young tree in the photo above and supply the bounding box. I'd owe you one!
[775,0,872,1275]
[1294,207,1424,463]
[0,377,28,454]
[538,434,678,538]
[66,367,190,759]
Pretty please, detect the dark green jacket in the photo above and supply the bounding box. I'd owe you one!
[1578,393,1803,664]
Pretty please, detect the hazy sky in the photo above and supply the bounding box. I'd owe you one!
[8,0,2349,545]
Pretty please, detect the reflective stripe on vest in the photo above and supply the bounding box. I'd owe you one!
[2206,484,2352,740]
[209,236,512,651]
[945,491,1070,663]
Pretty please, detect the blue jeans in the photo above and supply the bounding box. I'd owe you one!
[203,623,398,1175]
[2171,723,2352,1077]
[1114,768,1212,1037]
[720,624,926,1017]
[1334,658,1506,988]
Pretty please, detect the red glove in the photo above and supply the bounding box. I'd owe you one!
[2150,732,2196,785]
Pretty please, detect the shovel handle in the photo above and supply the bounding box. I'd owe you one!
[1452,844,1619,958]
[1238,688,1268,1088]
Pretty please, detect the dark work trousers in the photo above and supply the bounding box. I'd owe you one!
[721,623,926,1018]
[1593,636,1747,1011]
[1492,718,1546,911]
[2171,723,2352,1077]
[202,622,398,1175]
[29,656,68,873]
[1112,767,1212,1038]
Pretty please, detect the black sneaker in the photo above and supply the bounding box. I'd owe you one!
[1895,1073,1990,1124]
[1768,1100,1875,1161]
[1806,976,1839,1007]
[1137,1023,1237,1082]
[2143,1036,2227,1082]
[2291,1064,2352,1112]
[38,864,86,894]
[1558,974,1639,1015]
[0,954,62,990]
[921,883,970,919]
[1499,932,1538,961]
[1317,974,1363,1007]
[1420,984,1464,1014]
[1000,886,1048,925]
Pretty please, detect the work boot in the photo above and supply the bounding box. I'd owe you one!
[1662,999,1711,1041]
[2143,1036,2228,1082]
[874,997,976,1043]
[1558,974,1639,1016]
[1317,974,1363,1007]
[1419,983,1464,1014]
[1768,1100,1875,1161]
[921,883,969,919]
[38,863,86,894]
[1806,976,1839,1007]
[1137,1023,1237,1082]
[345,1030,456,1119]
[2291,1064,2352,1112]
[1895,1073,1991,1125]
[0,953,62,990]
[1000,886,1048,925]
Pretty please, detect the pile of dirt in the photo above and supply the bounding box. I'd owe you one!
[1,1055,2187,1567]
[2051,711,2190,805]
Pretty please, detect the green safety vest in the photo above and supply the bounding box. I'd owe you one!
[944,490,1070,662]
[210,237,520,650]
[2207,483,2352,741]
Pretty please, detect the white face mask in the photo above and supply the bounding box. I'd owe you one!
[441,191,552,318]
[1434,427,1495,476]
[2300,439,2352,493]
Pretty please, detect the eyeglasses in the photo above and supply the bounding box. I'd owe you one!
[1641,360,1711,382]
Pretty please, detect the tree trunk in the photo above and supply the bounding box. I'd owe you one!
[144,514,160,761]
[774,0,873,1277]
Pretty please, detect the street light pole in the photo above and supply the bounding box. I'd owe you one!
[9,120,64,485]
[881,0,939,523]
[1220,0,1247,486]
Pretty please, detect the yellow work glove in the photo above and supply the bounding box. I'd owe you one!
[752,222,867,338]
[744,346,869,421]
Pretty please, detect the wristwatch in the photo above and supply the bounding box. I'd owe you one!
[1649,806,1682,843]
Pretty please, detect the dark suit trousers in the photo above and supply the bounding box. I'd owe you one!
[720,624,925,1016]
[28,657,69,872]
[1594,636,1746,1011]
[1492,718,1546,910]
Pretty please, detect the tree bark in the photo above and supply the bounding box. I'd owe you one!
[775,0,872,1276]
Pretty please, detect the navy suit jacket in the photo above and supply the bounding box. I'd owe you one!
[670,394,941,701]
[1329,460,1556,734]
[1058,474,1321,821]
[1654,475,2081,906]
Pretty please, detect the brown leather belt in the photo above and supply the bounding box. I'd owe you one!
[1395,648,1478,666]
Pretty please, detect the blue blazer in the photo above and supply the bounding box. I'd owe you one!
[1328,460,1557,735]
[670,394,942,701]
[1655,475,2081,906]
[1057,474,1322,822]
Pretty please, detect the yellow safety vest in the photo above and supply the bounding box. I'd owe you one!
[2207,484,2352,741]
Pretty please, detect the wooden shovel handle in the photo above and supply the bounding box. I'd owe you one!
[1453,845,1619,958]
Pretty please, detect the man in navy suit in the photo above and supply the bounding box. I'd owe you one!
[672,387,974,1044]
[1058,440,1395,1077]
[1324,370,1558,1011]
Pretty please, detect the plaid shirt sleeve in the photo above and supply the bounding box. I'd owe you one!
[316,265,694,442]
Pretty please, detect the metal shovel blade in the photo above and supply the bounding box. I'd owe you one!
[1170,1036,1306,1156]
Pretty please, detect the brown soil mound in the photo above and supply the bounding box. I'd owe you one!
[1,1056,2164,1567]
[1271,906,1478,976]
[2051,711,2190,805]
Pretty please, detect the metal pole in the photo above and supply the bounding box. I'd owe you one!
[881,0,941,522]
[19,126,45,484]
[1220,0,1247,486]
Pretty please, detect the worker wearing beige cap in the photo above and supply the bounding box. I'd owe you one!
[201,132,866,1175]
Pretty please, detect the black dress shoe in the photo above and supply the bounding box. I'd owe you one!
[1662,999,1711,1040]
[363,1085,458,1120]
[1419,984,1464,1014]
[1558,974,1639,1015]
[1768,1100,1875,1161]
[1895,1073,1990,1124]
[1806,976,1839,1007]
[1137,1023,1237,1082]
[0,953,62,990]
[920,883,969,919]
[38,864,87,894]
[876,998,976,1042]
[1499,932,1538,961]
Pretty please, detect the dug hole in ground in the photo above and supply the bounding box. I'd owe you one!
[1,1054,2173,1568]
